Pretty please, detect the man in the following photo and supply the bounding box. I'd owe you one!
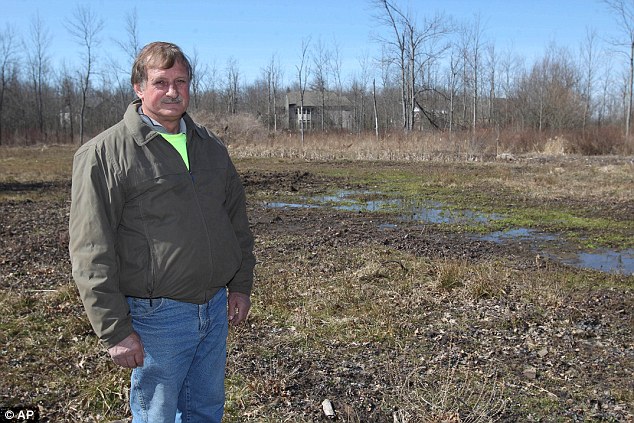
[69,41,255,422]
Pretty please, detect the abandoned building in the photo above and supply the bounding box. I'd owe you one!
[285,91,353,131]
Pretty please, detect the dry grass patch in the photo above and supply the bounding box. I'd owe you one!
[433,258,511,301]
[0,283,131,421]
[493,159,634,203]
[390,364,508,423]
[0,145,75,183]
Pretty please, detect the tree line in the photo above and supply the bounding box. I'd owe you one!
[1,0,633,154]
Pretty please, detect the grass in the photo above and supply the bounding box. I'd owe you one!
[0,283,130,420]
[1,145,633,421]
[0,145,74,182]
[0,145,74,202]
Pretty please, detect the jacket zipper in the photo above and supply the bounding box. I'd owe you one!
[147,135,190,300]
[185,138,215,302]
[152,132,213,301]
[184,133,193,181]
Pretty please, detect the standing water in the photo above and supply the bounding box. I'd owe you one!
[266,190,634,275]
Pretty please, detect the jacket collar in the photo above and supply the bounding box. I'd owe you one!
[138,107,187,134]
[124,99,209,146]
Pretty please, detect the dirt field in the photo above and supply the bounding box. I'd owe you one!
[0,150,632,422]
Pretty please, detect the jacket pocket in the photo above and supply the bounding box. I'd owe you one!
[117,227,154,297]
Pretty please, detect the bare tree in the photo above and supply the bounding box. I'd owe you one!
[329,39,345,129]
[458,31,469,127]
[26,13,51,142]
[312,38,331,131]
[597,55,617,126]
[0,25,19,145]
[372,78,379,139]
[457,15,487,133]
[447,50,459,135]
[115,8,141,66]
[262,53,283,132]
[355,51,373,133]
[66,5,104,144]
[517,44,583,132]
[109,9,141,115]
[470,16,485,132]
[405,12,419,130]
[190,48,209,110]
[373,0,408,130]
[377,46,396,131]
[485,42,497,128]
[603,0,634,145]
[57,63,76,143]
[414,16,451,131]
[200,59,219,114]
[580,28,598,134]
[296,37,311,146]
[374,0,450,131]
[225,57,240,115]
[498,46,524,128]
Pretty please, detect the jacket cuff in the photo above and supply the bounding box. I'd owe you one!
[227,280,252,297]
[101,321,134,349]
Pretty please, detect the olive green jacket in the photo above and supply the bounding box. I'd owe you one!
[69,100,255,348]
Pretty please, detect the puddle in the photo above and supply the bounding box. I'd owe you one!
[310,191,502,225]
[265,201,320,209]
[553,249,634,275]
[265,190,633,275]
[401,201,501,225]
[479,229,633,275]
[480,228,557,244]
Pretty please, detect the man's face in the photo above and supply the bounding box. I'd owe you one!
[134,61,190,132]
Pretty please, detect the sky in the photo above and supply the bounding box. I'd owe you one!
[0,0,625,85]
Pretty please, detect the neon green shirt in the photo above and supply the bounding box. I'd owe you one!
[162,133,189,170]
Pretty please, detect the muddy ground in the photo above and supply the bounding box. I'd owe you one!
[237,169,633,422]
[0,166,633,422]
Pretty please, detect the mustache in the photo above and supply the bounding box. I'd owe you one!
[161,97,183,104]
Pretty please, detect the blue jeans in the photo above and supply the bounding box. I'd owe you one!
[126,289,228,423]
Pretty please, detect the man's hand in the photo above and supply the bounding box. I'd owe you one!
[108,331,144,368]
[228,291,251,326]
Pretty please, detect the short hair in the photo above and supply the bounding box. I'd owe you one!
[131,41,193,86]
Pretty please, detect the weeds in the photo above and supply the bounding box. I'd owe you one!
[391,364,508,422]
[434,258,467,291]
[433,259,509,300]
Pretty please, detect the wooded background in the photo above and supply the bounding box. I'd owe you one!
[1,0,633,155]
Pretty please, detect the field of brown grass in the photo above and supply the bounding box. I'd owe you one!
[0,144,632,422]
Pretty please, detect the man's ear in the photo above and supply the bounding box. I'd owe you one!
[133,83,143,99]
